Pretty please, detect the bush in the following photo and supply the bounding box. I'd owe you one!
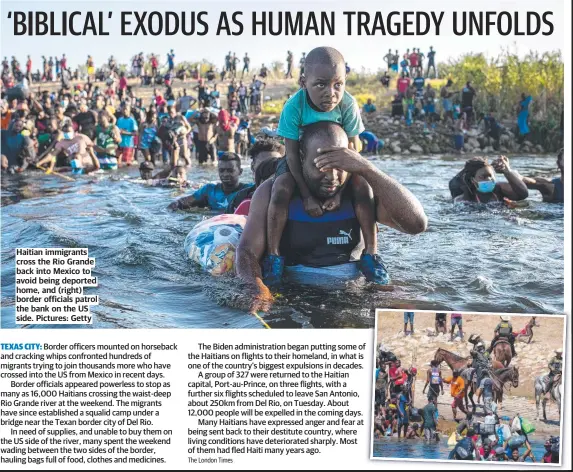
[437,50,564,123]
[261,99,284,115]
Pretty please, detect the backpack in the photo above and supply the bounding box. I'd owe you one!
[550,436,560,454]
[454,437,474,459]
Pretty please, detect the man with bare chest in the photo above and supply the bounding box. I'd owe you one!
[216,109,238,154]
[194,108,218,164]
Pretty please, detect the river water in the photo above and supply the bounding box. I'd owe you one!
[1,154,563,329]
[372,436,549,461]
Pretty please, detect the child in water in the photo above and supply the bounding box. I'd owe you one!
[264,46,389,286]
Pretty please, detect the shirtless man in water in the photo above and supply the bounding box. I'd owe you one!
[193,108,218,164]
[521,149,564,203]
[216,110,238,153]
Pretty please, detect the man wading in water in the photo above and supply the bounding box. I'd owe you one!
[236,121,427,312]
[192,108,218,164]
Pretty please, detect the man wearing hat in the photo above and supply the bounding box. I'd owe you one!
[471,341,492,387]
[488,315,516,357]
[545,348,563,394]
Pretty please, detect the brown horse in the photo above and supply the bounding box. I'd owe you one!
[492,366,520,406]
[515,316,540,344]
[493,339,513,367]
[433,348,470,371]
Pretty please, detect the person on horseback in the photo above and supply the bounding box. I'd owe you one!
[423,360,444,401]
[545,349,563,393]
[471,341,492,385]
[488,315,517,357]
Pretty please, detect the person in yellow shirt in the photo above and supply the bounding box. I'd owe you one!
[443,369,468,420]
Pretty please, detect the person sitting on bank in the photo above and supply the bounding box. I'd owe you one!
[362,98,376,114]
[168,152,253,212]
[521,149,564,203]
[449,156,529,203]
[235,121,427,313]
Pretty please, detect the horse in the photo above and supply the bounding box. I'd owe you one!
[467,334,506,370]
[433,348,471,372]
[515,317,539,344]
[534,373,562,421]
[459,367,478,412]
[492,339,513,367]
[491,366,519,406]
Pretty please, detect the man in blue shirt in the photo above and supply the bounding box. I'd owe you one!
[116,105,138,166]
[362,99,376,114]
[167,49,175,72]
[413,72,425,99]
[168,152,253,212]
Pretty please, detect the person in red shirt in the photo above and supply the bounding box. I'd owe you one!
[409,50,419,73]
[397,72,411,97]
[118,73,128,100]
[150,55,159,77]
[60,54,67,71]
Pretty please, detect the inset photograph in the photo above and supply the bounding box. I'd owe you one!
[371,310,565,464]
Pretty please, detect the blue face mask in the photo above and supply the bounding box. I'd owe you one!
[63,132,74,140]
[476,180,496,193]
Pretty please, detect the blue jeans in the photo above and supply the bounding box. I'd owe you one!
[404,312,415,324]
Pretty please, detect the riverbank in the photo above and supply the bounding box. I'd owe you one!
[32,76,560,156]
[376,311,564,436]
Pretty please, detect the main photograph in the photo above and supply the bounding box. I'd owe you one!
[1,1,565,328]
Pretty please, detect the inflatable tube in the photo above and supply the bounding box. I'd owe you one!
[183,214,246,275]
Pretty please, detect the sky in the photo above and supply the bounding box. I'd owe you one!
[0,0,566,73]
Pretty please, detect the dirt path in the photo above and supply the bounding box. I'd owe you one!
[376,311,564,436]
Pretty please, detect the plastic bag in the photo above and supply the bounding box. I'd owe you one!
[520,417,536,435]
[184,214,246,275]
[497,424,511,446]
[447,432,458,446]
[507,434,526,450]
[511,416,522,433]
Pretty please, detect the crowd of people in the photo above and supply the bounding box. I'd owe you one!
[373,313,562,463]
[383,47,438,78]
[2,45,549,154]
[1,44,564,313]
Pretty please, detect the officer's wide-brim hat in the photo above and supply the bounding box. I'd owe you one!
[500,315,510,322]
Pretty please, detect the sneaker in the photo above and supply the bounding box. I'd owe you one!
[358,253,390,285]
[262,255,284,287]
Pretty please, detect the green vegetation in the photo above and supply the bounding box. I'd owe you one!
[438,50,564,121]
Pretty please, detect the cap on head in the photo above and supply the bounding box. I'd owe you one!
[500,315,510,322]
[555,348,563,355]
